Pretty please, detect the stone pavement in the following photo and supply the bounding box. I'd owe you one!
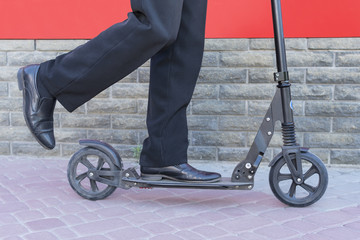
[0,155,359,240]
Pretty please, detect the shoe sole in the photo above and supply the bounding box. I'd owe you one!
[17,67,53,150]
[141,173,221,183]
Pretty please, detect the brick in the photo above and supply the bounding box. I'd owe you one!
[293,116,331,132]
[0,52,6,65]
[61,114,111,129]
[0,142,10,155]
[218,147,249,161]
[0,40,34,51]
[12,142,60,156]
[219,116,262,131]
[187,146,217,161]
[198,67,247,83]
[287,52,333,67]
[247,100,273,116]
[0,224,28,238]
[202,52,219,67]
[220,51,274,67]
[304,133,360,148]
[250,95,296,116]
[112,115,146,129]
[114,144,140,159]
[249,38,274,50]
[187,115,218,131]
[23,232,58,240]
[192,100,246,115]
[9,82,23,98]
[205,38,249,51]
[9,113,25,127]
[0,98,22,112]
[333,117,360,133]
[305,101,360,117]
[247,131,284,147]
[336,52,360,67]
[119,71,137,84]
[112,82,148,98]
[192,225,227,238]
[60,143,83,157]
[331,149,360,165]
[250,38,307,50]
[0,66,18,82]
[255,225,298,239]
[307,68,360,84]
[191,131,246,147]
[0,127,34,142]
[7,51,58,66]
[138,67,149,83]
[0,113,9,126]
[193,84,218,99]
[87,99,137,114]
[52,228,78,239]
[317,227,360,240]
[334,85,360,100]
[36,40,88,51]
[55,129,87,143]
[291,84,332,100]
[219,84,275,100]
[249,68,305,84]
[26,218,65,231]
[303,149,330,164]
[137,99,148,114]
[309,38,360,50]
[87,129,138,145]
[285,38,309,50]
[73,219,130,235]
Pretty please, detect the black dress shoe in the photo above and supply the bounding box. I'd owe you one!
[17,64,56,150]
[140,163,221,182]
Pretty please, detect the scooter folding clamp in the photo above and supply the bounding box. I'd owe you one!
[273,71,289,82]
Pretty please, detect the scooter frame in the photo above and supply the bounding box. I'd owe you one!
[67,0,328,207]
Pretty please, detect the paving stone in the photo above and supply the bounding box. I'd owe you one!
[0,150,360,240]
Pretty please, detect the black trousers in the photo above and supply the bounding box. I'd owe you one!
[39,0,208,167]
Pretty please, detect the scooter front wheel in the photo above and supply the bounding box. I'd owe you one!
[269,151,328,207]
[67,147,117,200]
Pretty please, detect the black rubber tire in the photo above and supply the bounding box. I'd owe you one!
[269,151,328,207]
[67,147,117,200]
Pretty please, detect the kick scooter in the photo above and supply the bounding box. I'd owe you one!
[67,0,328,207]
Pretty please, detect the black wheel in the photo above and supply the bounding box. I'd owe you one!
[269,151,328,207]
[67,147,117,200]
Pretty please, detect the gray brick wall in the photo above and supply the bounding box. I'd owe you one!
[0,38,359,165]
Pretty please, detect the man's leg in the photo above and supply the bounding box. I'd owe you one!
[17,0,184,150]
[38,0,184,112]
[140,0,208,167]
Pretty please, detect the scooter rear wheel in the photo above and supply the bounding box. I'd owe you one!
[269,151,328,207]
[67,147,117,200]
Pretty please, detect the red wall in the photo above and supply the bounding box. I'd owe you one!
[0,0,359,39]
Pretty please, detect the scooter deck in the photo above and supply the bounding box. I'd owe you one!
[122,177,253,190]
